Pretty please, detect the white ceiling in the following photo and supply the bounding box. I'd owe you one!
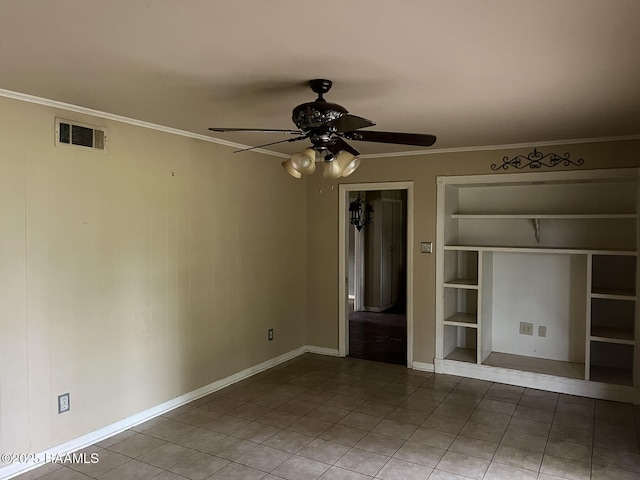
[1,0,639,156]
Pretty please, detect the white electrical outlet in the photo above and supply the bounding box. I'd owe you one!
[421,242,433,254]
[538,326,547,337]
[58,393,70,414]
[519,322,533,336]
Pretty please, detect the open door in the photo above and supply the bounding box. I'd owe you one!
[339,182,414,367]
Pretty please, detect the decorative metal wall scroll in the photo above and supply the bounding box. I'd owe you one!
[491,148,584,171]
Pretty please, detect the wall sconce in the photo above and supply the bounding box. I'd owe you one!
[349,193,373,231]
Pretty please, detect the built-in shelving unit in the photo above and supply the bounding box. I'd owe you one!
[435,168,639,403]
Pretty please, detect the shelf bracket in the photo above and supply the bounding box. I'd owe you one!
[533,218,540,243]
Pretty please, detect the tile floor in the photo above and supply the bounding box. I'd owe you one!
[15,353,640,480]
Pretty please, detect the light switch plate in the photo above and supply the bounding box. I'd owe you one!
[421,242,432,253]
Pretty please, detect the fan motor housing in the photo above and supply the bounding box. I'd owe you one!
[292,101,348,131]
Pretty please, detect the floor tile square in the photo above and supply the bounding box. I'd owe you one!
[66,448,129,477]
[492,444,543,472]
[393,441,445,467]
[376,457,433,480]
[257,409,302,428]
[168,451,229,480]
[334,447,389,476]
[478,398,517,416]
[540,454,591,480]
[170,427,224,450]
[279,398,321,415]
[172,407,220,426]
[319,424,368,446]
[137,442,196,469]
[432,402,474,421]
[436,451,489,480]
[207,462,267,480]
[427,470,470,480]
[545,438,592,463]
[408,426,456,449]
[501,428,548,453]
[354,431,404,456]
[548,423,593,447]
[385,407,429,425]
[338,411,383,431]
[107,433,166,458]
[235,444,292,472]
[297,438,350,464]
[287,416,333,437]
[483,462,537,480]
[262,429,315,453]
[354,399,397,417]
[507,416,552,437]
[229,402,272,420]
[421,413,465,434]
[513,404,554,424]
[308,404,351,423]
[232,421,281,443]
[459,421,505,443]
[271,454,331,480]
[203,414,250,435]
[97,459,163,480]
[448,435,498,461]
[203,435,258,461]
[317,465,373,479]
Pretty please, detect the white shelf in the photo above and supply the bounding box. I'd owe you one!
[590,326,635,345]
[452,213,637,220]
[445,245,637,256]
[591,289,636,301]
[443,312,477,327]
[482,351,585,380]
[444,278,478,289]
[445,347,477,363]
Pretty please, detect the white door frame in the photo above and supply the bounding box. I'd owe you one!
[354,225,365,311]
[338,181,414,367]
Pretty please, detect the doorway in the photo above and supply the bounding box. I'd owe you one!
[338,182,414,367]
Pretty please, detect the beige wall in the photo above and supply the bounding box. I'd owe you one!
[2,92,639,458]
[0,96,307,454]
[305,141,640,364]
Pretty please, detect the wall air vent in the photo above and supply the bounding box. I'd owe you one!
[55,119,107,151]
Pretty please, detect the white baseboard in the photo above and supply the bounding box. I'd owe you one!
[440,359,640,404]
[305,345,341,357]
[411,361,435,372]
[2,345,337,480]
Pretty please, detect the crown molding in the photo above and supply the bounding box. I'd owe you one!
[2,88,638,159]
[0,88,289,158]
[358,134,640,159]
[360,135,640,158]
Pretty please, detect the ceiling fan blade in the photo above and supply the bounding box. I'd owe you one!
[330,114,376,133]
[330,137,360,157]
[209,127,303,135]
[233,135,308,153]
[343,130,437,147]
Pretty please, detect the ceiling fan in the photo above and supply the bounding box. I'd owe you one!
[209,79,437,179]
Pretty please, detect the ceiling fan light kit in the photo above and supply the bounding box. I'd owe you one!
[289,147,317,174]
[336,151,360,177]
[281,159,303,178]
[209,79,436,177]
[323,159,345,179]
